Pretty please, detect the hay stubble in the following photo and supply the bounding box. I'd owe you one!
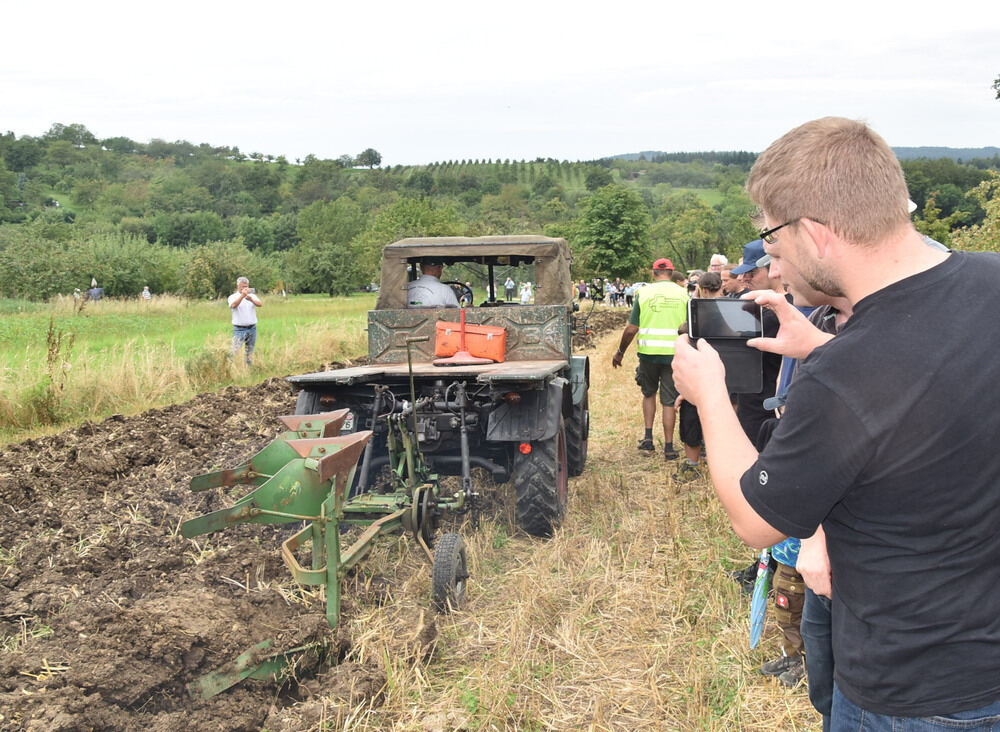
[340,328,818,731]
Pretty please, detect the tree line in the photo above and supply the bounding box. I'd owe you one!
[0,123,997,300]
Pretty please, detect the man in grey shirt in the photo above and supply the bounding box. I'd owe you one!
[407,261,460,308]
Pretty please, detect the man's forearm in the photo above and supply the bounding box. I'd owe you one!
[699,388,784,548]
[617,325,638,354]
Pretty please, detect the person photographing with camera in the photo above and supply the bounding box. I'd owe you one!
[673,117,1000,730]
[228,276,262,365]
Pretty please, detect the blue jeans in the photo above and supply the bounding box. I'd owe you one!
[802,589,834,732]
[833,685,1000,731]
[231,324,257,364]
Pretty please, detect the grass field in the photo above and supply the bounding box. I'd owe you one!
[0,292,375,442]
[687,187,725,206]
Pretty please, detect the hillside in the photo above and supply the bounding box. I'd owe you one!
[2,123,998,305]
[613,146,1000,164]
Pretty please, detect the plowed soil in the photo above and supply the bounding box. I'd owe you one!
[0,310,628,731]
[571,306,628,350]
[0,378,357,731]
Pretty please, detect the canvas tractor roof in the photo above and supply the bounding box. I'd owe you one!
[375,235,573,309]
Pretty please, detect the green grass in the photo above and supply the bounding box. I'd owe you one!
[0,299,46,315]
[0,292,375,442]
[685,187,724,206]
[0,293,375,373]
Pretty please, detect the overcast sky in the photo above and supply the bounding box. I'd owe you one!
[3,1,997,165]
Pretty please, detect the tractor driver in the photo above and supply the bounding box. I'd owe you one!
[407,259,460,308]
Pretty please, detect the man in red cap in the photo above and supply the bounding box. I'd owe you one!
[612,258,689,459]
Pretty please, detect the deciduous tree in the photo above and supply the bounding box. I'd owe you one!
[574,185,651,277]
[350,198,464,283]
[946,172,1000,252]
[284,198,366,295]
[652,193,717,272]
[584,167,614,191]
[355,148,382,169]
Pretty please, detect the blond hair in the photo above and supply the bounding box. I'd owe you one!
[747,117,911,246]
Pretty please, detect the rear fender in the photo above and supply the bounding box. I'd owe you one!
[486,378,568,443]
[570,356,589,406]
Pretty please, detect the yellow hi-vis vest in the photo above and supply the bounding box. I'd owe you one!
[635,280,689,356]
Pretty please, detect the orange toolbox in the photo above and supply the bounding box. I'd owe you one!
[434,321,507,362]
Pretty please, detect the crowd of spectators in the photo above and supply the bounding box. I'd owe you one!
[576,277,644,307]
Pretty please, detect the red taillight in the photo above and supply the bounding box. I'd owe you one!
[319,395,337,406]
[504,392,521,405]
[519,442,532,454]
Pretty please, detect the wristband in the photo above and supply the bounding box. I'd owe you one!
[615,349,624,357]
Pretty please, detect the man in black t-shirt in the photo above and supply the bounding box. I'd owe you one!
[672,117,1000,728]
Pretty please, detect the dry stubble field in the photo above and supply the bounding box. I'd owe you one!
[0,311,817,731]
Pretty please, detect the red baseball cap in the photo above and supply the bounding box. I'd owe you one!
[652,258,674,271]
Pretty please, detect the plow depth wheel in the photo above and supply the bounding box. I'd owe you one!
[410,484,437,547]
[432,533,469,613]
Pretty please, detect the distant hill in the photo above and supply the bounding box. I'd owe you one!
[610,151,754,163]
[891,146,1000,161]
[611,147,1000,163]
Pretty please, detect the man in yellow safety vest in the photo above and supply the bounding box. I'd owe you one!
[611,258,689,460]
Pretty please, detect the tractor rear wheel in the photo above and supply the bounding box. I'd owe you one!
[512,417,568,537]
[432,533,469,613]
[295,389,321,415]
[566,392,589,476]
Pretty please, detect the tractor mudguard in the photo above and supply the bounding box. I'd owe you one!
[570,356,589,406]
[486,378,568,443]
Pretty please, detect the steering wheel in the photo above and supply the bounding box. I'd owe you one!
[444,280,474,306]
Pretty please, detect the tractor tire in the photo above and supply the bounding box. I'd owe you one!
[294,389,321,415]
[512,417,568,538]
[566,392,589,477]
[295,391,358,435]
[432,532,469,613]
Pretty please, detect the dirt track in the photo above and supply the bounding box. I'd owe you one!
[0,309,628,731]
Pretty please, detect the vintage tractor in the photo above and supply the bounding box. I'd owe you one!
[289,235,590,538]
[181,236,590,697]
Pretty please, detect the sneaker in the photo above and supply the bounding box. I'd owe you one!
[778,659,806,688]
[672,462,699,483]
[663,445,679,460]
[638,438,655,452]
[760,654,802,677]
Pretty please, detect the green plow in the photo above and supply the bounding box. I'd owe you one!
[188,409,351,493]
[181,364,473,698]
[182,422,372,699]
